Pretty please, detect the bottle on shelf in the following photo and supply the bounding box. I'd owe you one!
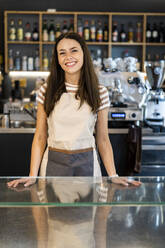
[34,49,40,71]
[90,49,95,61]
[24,22,32,41]
[119,23,126,42]
[32,22,39,41]
[15,51,21,70]
[49,19,55,42]
[146,23,152,42]
[112,21,118,42]
[152,23,159,43]
[8,49,14,70]
[159,22,164,43]
[103,22,109,42]
[128,22,134,42]
[9,19,16,41]
[62,20,68,34]
[11,80,22,101]
[17,19,23,41]
[55,23,61,39]
[90,20,96,42]
[77,18,83,37]
[136,22,142,42]
[22,56,28,71]
[43,50,49,71]
[96,48,102,64]
[28,56,34,71]
[68,19,74,33]
[83,20,90,41]
[42,19,49,42]
[96,20,103,42]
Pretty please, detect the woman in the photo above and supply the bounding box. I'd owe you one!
[8,32,141,188]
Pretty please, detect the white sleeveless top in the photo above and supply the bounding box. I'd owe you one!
[37,82,110,177]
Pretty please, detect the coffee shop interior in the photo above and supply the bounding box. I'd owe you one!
[1,1,165,248]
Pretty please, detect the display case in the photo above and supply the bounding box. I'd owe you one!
[1,176,165,247]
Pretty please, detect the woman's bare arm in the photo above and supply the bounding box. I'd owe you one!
[96,108,141,186]
[29,103,48,177]
[96,108,116,176]
[7,103,48,187]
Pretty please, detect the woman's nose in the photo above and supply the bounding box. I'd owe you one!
[65,53,73,60]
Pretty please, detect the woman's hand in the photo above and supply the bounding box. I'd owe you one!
[7,177,36,188]
[110,176,142,187]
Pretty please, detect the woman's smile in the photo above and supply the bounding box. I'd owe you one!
[65,61,77,67]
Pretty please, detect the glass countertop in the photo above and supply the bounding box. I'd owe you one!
[1,176,165,207]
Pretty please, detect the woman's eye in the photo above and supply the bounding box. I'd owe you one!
[72,49,78,53]
[59,52,65,55]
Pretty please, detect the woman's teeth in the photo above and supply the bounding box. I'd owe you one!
[65,62,76,66]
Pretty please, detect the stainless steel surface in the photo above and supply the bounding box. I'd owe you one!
[144,90,165,126]
[1,206,165,248]
[142,135,165,141]
[109,107,143,121]
[3,101,36,123]
[1,177,165,248]
[144,63,165,127]
[142,127,154,134]
[142,165,165,169]
[98,71,148,108]
[146,65,165,89]
[0,128,35,133]
[108,128,129,134]
[0,128,127,134]
[141,131,165,169]
[10,120,36,128]
[142,145,165,150]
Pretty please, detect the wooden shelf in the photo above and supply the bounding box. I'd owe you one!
[4,10,165,73]
[111,42,143,46]
[146,43,165,46]
[42,41,56,45]
[7,41,40,44]
[86,42,109,45]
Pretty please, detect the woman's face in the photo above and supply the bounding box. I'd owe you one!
[57,38,84,77]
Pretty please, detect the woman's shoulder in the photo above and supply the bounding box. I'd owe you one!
[36,82,47,105]
[98,84,110,111]
[98,84,108,93]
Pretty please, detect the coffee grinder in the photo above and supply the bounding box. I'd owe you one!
[144,61,165,132]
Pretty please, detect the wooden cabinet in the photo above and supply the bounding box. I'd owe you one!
[4,11,165,73]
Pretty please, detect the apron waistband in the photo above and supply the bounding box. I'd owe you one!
[48,146,93,154]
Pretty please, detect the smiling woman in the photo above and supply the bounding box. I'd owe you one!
[7,32,141,188]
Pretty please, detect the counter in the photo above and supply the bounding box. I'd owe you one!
[0,128,35,133]
[0,128,128,134]
[0,128,130,176]
[1,176,165,247]
[1,127,164,177]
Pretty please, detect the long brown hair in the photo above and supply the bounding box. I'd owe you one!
[44,32,101,116]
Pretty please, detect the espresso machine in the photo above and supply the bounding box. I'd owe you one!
[144,62,165,132]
